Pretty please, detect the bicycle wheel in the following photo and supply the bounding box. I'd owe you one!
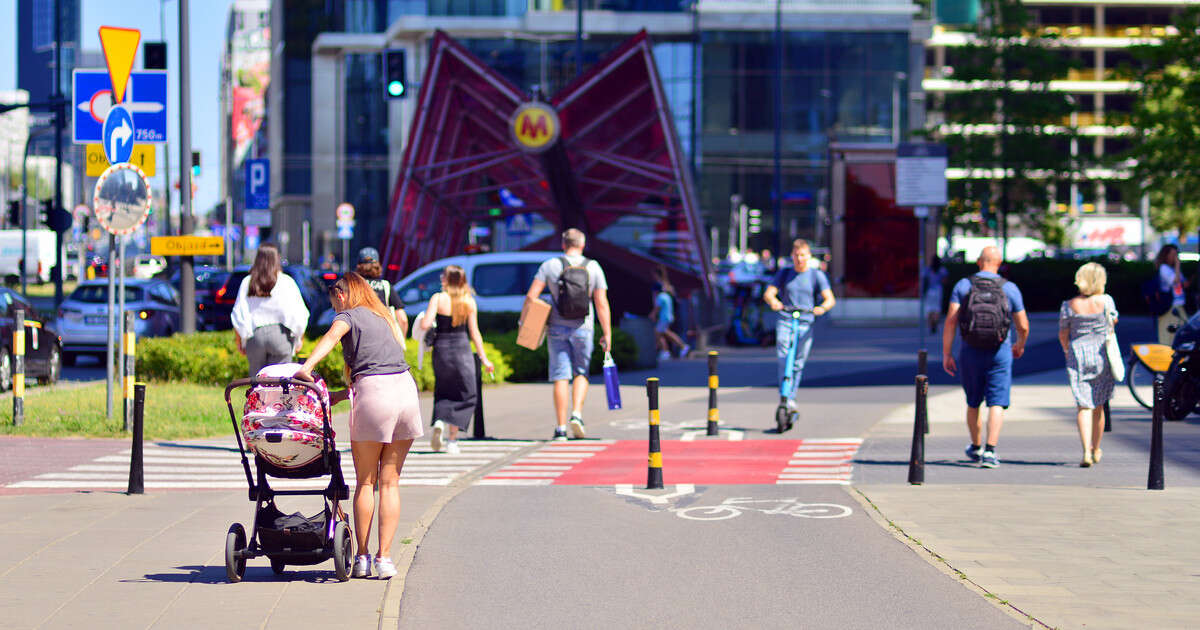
[1127,356,1155,410]
[675,505,742,521]
[788,503,853,519]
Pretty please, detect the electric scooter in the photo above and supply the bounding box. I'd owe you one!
[775,306,812,433]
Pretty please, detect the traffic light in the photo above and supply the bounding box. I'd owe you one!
[144,42,167,70]
[38,200,72,234]
[6,201,18,227]
[385,49,407,99]
[191,151,201,177]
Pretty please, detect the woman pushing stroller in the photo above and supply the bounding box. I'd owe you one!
[294,272,422,579]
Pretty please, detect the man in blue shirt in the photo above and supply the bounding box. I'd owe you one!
[763,239,836,415]
[942,246,1030,468]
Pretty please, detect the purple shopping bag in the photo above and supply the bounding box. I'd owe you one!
[603,352,622,410]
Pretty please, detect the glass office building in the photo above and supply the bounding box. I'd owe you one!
[269,0,924,268]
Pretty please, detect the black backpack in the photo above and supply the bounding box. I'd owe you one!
[556,257,591,319]
[366,278,392,307]
[1141,275,1173,317]
[958,276,1012,350]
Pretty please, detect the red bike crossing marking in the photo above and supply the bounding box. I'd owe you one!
[479,438,863,486]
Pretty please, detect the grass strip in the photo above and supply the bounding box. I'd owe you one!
[0,381,234,439]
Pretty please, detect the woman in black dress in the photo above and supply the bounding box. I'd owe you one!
[417,265,494,454]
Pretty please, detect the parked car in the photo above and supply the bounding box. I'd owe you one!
[55,279,181,365]
[0,287,61,389]
[208,265,332,333]
[170,265,231,331]
[132,255,167,279]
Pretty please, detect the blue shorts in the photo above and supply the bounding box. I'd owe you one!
[547,324,594,382]
[654,319,673,334]
[958,344,1013,408]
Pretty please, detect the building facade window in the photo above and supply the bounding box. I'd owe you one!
[344,52,390,253]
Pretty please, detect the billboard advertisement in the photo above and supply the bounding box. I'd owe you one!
[228,11,269,166]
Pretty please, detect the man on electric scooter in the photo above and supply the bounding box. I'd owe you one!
[763,239,836,419]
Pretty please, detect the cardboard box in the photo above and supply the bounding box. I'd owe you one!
[517,296,551,350]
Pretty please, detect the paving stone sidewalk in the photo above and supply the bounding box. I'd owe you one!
[857,373,1200,630]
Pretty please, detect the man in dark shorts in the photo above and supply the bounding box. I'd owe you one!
[942,246,1030,469]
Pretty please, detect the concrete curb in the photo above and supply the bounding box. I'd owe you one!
[377,440,544,629]
[847,486,1048,629]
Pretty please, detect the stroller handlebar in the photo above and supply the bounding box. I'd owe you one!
[224,376,330,407]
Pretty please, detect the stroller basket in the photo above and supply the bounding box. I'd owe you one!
[257,503,329,557]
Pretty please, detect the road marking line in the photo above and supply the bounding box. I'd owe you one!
[614,483,695,504]
[776,479,851,485]
[474,480,550,486]
[486,471,564,478]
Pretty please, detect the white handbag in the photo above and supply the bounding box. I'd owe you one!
[1103,296,1125,382]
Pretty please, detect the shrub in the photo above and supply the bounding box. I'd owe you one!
[139,329,512,391]
[486,324,637,383]
[942,258,1184,315]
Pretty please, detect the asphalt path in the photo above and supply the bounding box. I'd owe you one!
[397,484,1022,629]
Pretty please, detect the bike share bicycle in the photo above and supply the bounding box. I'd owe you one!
[775,306,811,433]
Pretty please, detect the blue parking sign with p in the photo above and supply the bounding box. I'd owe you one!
[245,159,269,209]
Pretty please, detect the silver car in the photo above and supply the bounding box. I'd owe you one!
[56,279,182,365]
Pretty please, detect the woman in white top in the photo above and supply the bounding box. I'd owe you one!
[231,244,310,376]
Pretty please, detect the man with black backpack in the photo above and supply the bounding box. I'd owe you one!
[942,246,1030,469]
[525,229,612,441]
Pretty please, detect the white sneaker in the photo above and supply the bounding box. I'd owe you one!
[375,555,397,579]
[445,441,461,455]
[351,554,372,578]
[679,344,692,358]
[657,350,671,361]
[430,420,445,452]
[786,399,798,412]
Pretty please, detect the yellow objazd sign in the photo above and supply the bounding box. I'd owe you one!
[87,143,155,177]
[510,102,560,154]
[151,236,225,257]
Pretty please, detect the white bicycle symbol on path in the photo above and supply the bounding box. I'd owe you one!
[673,497,853,521]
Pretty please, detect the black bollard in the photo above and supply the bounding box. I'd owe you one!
[706,351,719,436]
[127,383,146,495]
[917,349,928,376]
[907,375,927,485]
[1148,374,1164,490]
[472,354,487,439]
[647,378,663,489]
[11,308,23,426]
[1103,401,1111,433]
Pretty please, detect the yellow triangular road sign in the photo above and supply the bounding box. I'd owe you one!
[98,26,141,104]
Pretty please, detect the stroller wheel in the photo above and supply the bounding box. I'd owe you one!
[270,558,287,575]
[332,521,352,582]
[225,523,247,583]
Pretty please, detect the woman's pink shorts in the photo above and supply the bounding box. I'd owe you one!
[348,371,423,443]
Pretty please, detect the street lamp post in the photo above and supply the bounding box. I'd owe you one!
[892,72,907,145]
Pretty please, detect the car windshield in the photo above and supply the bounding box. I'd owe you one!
[68,285,143,304]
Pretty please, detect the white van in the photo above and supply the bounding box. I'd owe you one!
[0,229,58,283]
[394,251,560,317]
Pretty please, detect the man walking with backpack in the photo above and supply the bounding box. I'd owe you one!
[942,246,1029,468]
[526,228,612,440]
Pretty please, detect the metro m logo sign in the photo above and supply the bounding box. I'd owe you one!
[510,102,560,154]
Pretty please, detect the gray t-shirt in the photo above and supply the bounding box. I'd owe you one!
[333,306,410,381]
[535,254,609,328]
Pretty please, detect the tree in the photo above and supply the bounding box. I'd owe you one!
[929,0,1083,252]
[1122,7,1200,236]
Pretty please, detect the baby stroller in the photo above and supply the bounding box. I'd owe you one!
[222,363,352,583]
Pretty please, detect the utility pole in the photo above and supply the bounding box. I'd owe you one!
[53,0,64,306]
[179,0,196,333]
[576,0,584,77]
[772,0,783,258]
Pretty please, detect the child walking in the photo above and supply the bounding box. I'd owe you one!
[294,272,422,580]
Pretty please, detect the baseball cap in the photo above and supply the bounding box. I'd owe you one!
[357,247,379,264]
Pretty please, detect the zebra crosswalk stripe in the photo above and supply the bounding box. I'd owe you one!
[6,440,532,491]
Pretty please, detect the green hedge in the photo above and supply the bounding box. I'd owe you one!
[942,258,1193,314]
[138,330,513,390]
[486,324,638,382]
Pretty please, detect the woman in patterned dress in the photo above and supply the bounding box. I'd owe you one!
[1058,262,1118,467]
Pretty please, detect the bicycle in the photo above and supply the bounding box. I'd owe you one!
[1127,343,1173,410]
[674,497,852,521]
[775,306,812,433]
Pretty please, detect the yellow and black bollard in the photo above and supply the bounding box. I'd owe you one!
[706,351,719,436]
[647,377,663,489]
[11,308,23,426]
[123,311,136,432]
